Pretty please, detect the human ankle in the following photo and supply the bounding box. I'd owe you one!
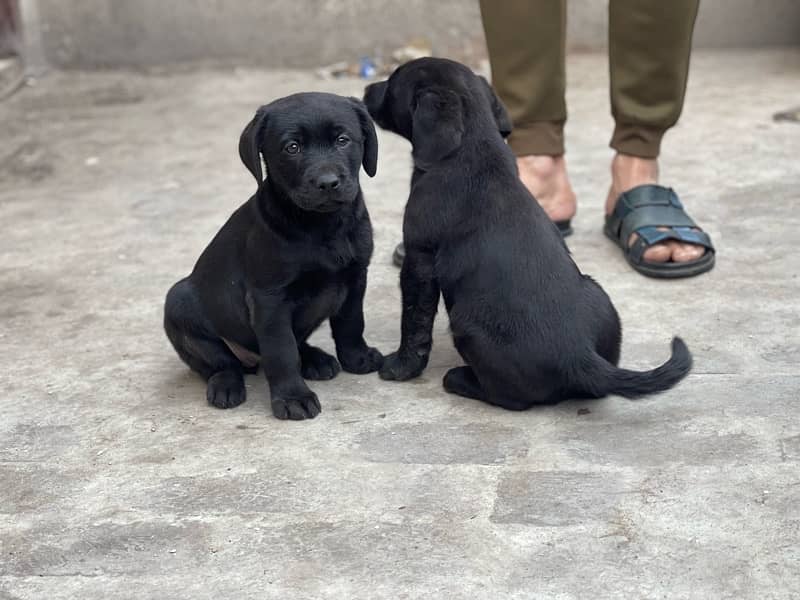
[611,154,659,193]
[518,154,563,178]
[517,155,576,221]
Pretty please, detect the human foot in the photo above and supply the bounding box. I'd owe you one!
[606,154,705,264]
[517,155,577,224]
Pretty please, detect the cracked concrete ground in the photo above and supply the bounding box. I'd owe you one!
[1,49,798,599]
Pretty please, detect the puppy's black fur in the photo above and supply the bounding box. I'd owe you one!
[364,58,691,409]
[164,92,383,420]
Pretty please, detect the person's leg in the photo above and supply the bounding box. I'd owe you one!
[479,0,576,224]
[608,0,705,264]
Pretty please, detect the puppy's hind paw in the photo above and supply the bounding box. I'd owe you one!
[378,350,427,381]
[207,370,246,409]
[271,388,321,421]
[339,345,384,374]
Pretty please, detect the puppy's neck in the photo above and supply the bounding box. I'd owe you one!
[413,128,512,175]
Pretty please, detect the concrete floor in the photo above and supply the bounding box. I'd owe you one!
[1,50,799,599]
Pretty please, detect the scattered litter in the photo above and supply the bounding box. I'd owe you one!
[0,58,27,100]
[85,156,99,166]
[169,548,176,554]
[391,38,432,64]
[358,57,377,78]
[315,61,355,80]
[773,106,800,123]
[577,408,591,416]
[316,38,432,80]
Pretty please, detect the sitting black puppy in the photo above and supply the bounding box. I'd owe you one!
[364,58,691,409]
[164,93,383,420]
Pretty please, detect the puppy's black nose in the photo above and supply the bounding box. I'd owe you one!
[316,173,340,191]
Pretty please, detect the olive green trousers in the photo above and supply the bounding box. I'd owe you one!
[479,0,699,158]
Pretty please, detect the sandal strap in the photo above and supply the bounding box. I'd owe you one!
[607,184,715,264]
[627,226,713,264]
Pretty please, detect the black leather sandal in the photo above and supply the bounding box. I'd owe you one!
[604,184,715,279]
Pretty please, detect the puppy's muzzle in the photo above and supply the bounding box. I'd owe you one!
[314,172,341,192]
[300,168,354,211]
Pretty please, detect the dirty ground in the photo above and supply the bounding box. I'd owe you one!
[1,50,799,599]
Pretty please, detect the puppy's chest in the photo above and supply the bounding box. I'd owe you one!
[286,267,348,307]
[285,237,360,295]
[303,232,365,272]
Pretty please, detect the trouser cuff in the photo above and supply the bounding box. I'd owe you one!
[508,121,565,156]
[610,123,666,159]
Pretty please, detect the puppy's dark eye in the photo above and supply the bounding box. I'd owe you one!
[284,142,300,154]
[336,135,350,147]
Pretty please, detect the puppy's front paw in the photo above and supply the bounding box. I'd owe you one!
[271,388,321,421]
[378,350,427,381]
[339,345,384,374]
[301,346,341,381]
[207,370,246,409]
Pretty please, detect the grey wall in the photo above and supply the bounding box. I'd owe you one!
[29,0,800,69]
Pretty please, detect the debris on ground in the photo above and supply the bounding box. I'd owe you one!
[0,55,24,100]
[390,38,432,65]
[773,106,800,123]
[316,38,433,80]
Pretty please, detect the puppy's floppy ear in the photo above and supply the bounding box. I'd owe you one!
[411,88,464,169]
[479,76,512,138]
[363,80,390,129]
[348,97,379,177]
[238,106,268,186]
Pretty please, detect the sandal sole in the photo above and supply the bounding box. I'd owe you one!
[555,219,573,237]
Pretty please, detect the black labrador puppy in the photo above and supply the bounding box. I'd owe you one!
[364,58,691,409]
[165,92,383,420]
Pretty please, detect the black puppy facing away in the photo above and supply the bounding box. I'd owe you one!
[165,93,383,420]
[364,58,691,409]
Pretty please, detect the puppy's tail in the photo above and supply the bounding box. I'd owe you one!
[578,337,692,399]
